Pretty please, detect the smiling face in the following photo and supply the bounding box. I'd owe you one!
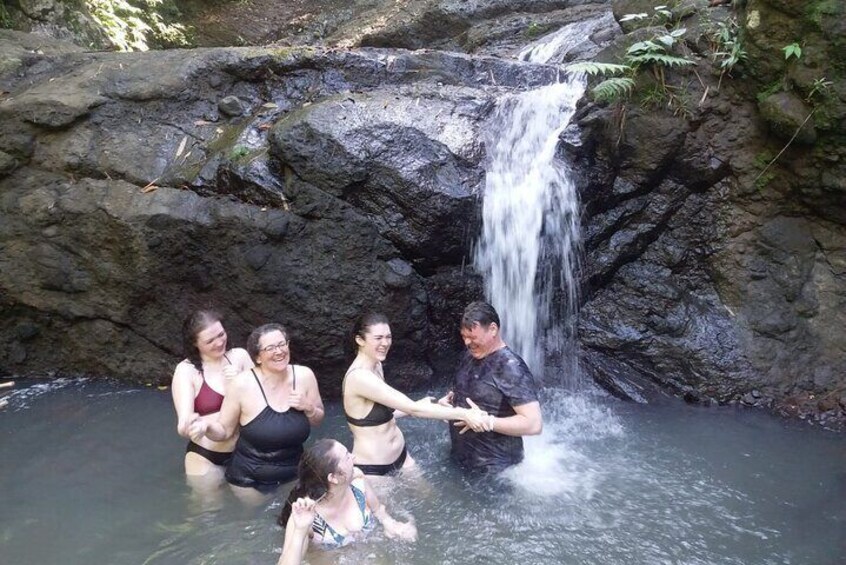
[256,329,290,372]
[460,321,501,359]
[356,322,392,362]
[195,321,228,360]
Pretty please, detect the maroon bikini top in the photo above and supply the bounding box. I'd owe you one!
[194,377,225,416]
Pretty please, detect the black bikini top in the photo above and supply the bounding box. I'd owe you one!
[342,368,395,427]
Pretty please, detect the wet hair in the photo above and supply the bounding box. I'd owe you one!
[351,311,390,353]
[278,439,341,526]
[181,309,223,373]
[246,323,289,363]
[460,301,500,330]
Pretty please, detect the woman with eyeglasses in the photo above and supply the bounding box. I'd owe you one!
[343,312,491,477]
[277,439,416,564]
[189,323,324,500]
[171,309,253,482]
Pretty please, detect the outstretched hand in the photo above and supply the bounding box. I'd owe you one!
[454,397,494,435]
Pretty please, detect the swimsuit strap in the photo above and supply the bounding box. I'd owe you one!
[250,368,270,407]
[292,365,297,390]
[223,352,231,364]
[351,481,369,523]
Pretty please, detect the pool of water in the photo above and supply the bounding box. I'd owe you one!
[0,378,843,564]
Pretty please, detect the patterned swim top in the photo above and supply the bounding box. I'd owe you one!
[311,478,373,548]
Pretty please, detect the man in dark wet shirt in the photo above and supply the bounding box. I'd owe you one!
[442,301,543,473]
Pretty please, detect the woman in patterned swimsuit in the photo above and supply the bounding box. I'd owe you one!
[171,309,253,484]
[277,439,416,563]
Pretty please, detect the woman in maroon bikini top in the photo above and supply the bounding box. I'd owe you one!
[171,309,253,481]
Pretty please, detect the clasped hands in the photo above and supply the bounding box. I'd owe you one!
[432,391,494,435]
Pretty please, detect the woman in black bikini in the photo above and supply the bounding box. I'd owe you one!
[190,323,324,503]
[343,312,491,476]
[171,310,253,483]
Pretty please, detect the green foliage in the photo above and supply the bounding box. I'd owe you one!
[565,11,694,108]
[230,145,250,160]
[626,52,694,68]
[524,22,545,39]
[564,62,630,77]
[593,77,636,102]
[0,4,12,29]
[710,18,746,73]
[756,80,782,104]
[806,77,833,103]
[87,0,190,51]
[782,42,802,61]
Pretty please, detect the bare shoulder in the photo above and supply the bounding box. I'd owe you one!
[172,360,197,383]
[293,365,318,384]
[228,367,256,395]
[228,348,253,368]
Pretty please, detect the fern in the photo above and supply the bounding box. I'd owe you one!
[626,40,663,55]
[627,53,693,68]
[592,77,636,102]
[564,62,631,77]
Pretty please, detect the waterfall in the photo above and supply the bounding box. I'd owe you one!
[475,32,588,382]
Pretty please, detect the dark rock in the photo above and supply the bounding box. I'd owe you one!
[0,151,18,178]
[219,95,248,117]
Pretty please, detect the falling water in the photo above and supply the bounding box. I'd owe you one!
[475,68,585,379]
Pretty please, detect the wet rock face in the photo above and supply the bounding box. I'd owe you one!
[570,1,846,428]
[0,35,556,395]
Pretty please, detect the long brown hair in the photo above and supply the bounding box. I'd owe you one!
[278,439,340,527]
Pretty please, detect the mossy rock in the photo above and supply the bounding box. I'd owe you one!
[758,91,816,144]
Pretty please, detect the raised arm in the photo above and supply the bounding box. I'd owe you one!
[277,498,315,565]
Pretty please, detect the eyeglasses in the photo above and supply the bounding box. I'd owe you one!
[261,341,289,353]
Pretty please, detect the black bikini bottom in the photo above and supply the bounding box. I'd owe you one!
[354,445,408,476]
[186,441,233,467]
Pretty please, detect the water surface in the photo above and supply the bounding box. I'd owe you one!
[0,379,843,564]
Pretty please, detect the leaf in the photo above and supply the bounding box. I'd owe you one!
[175,136,187,158]
[627,53,694,68]
[591,77,636,103]
[261,102,278,109]
[656,34,675,47]
[627,40,662,55]
[141,177,160,192]
[782,43,801,61]
[565,61,631,77]
[619,13,647,22]
[670,28,687,38]
[194,120,212,126]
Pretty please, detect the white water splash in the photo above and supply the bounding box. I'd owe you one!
[501,391,625,496]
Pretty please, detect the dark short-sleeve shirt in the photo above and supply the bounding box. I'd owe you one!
[449,347,539,473]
